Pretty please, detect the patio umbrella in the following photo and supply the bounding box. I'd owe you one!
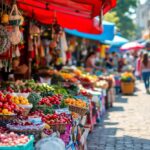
[105,35,128,46]
[120,41,145,51]
[6,0,116,34]
[64,20,115,41]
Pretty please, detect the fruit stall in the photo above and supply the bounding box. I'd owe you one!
[0,0,117,149]
[0,67,116,150]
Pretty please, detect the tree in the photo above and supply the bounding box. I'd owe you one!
[104,12,119,25]
[105,0,139,39]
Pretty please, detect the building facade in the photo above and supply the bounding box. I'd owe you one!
[136,0,150,39]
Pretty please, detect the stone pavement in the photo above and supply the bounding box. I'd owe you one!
[87,82,150,150]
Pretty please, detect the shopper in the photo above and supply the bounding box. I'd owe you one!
[141,53,150,93]
[104,53,114,72]
[112,52,118,71]
[135,52,143,80]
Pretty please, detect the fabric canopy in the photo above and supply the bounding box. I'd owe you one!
[120,41,145,51]
[64,20,115,41]
[105,35,129,47]
[7,0,116,34]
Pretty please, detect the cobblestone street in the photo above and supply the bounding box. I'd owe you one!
[87,83,150,150]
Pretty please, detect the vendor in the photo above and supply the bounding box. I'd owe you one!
[85,52,102,72]
[12,57,28,80]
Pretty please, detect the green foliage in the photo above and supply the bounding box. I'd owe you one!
[104,12,119,24]
[106,0,139,39]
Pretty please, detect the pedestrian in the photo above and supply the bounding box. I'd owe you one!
[112,52,118,71]
[141,53,150,93]
[118,55,125,72]
[135,52,143,80]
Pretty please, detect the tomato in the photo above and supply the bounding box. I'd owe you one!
[0,102,3,108]
[7,106,12,112]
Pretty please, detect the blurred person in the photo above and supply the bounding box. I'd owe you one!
[135,52,143,80]
[104,53,114,71]
[118,55,125,72]
[141,53,150,93]
[112,52,119,71]
[85,51,102,72]
[123,52,134,66]
[12,57,28,80]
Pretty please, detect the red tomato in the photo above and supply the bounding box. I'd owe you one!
[0,102,3,108]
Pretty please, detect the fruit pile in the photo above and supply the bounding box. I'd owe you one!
[0,92,18,115]
[64,98,87,108]
[0,132,29,146]
[12,96,30,105]
[30,110,45,118]
[43,129,53,136]
[42,113,71,125]
[38,94,62,107]
[0,126,9,133]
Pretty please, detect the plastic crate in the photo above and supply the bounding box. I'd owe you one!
[0,135,34,150]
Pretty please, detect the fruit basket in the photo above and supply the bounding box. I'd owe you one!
[18,104,33,116]
[0,135,34,150]
[7,123,44,141]
[49,123,66,134]
[0,114,17,127]
[69,105,88,116]
[121,81,135,95]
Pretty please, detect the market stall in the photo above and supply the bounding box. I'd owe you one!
[0,0,117,149]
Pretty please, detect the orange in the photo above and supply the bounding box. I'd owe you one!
[2,109,9,115]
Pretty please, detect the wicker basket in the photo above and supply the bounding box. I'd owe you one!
[49,124,66,134]
[18,104,33,116]
[69,105,88,116]
[7,124,44,142]
[0,114,16,127]
[121,81,135,95]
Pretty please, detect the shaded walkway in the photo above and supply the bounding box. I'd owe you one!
[87,83,150,150]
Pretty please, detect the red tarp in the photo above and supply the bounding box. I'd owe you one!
[7,0,116,34]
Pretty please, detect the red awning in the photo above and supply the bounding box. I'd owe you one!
[7,0,116,34]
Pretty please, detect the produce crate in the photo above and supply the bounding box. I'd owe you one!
[50,123,66,134]
[69,105,88,116]
[121,82,134,95]
[0,114,17,127]
[0,135,34,150]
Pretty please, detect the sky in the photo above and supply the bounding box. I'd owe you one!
[140,0,146,4]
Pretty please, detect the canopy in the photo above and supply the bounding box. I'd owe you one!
[105,35,128,47]
[64,20,115,41]
[120,41,145,51]
[7,0,116,34]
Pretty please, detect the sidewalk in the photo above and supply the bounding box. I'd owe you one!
[87,82,150,150]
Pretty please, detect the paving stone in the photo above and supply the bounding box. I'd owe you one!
[87,83,150,150]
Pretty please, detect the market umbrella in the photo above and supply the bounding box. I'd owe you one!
[105,35,128,53]
[120,41,145,51]
[64,20,115,41]
[6,0,116,34]
[105,35,128,46]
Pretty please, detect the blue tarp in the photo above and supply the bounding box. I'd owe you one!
[105,35,128,47]
[106,35,129,53]
[64,21,115,41]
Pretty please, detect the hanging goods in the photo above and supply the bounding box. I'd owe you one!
[0,25,11,54]
[1,13,9,24]
[9,4,22,26]
[9,26,21,45]
[29,23,40,36]
[41,25,53,40]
